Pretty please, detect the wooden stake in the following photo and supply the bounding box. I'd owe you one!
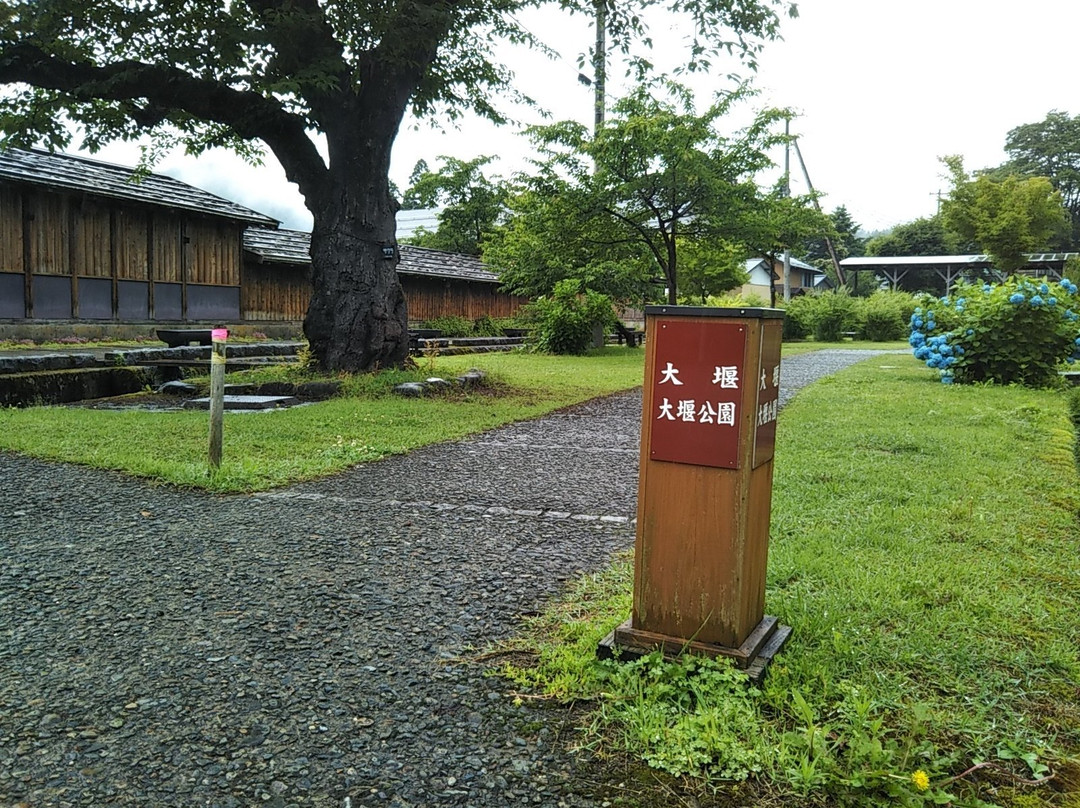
[209,328,227,469]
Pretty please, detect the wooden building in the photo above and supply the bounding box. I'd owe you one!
[0,148,278,323]
[242,227,527,324]
[0,149,525,332]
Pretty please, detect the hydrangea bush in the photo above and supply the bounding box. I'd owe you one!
[909,277,1080,386]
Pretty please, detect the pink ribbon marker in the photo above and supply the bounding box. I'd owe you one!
[212,328,228,341]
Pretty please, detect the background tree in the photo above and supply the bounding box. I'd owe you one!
[484,178,655,304]
[940,155,1068,273]
[0,0,794,372]
[999,110,1080,249]
[492,82,794,305]
[862,215,962,293]
[802,205,863,264]
[674,238,747,303]
[738,189,833,303]
[400,156,506,255]
[864,216,958,258]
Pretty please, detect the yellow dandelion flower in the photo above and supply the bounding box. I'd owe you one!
[911,770,930,791]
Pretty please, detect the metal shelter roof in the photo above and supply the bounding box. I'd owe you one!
[840,253,1080,269]
[242,227,502,285]
[0,148,279,226]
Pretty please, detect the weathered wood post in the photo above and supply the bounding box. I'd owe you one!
[600,306,790,681]
[208,327,227,470]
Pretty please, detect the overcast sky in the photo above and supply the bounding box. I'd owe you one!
[84,0,1080,237]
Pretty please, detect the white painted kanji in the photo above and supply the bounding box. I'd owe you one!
[657,397,675,420]
[659,362,684,385]
[697,401,717,423]
[717,402,736,425]
[676,400,696,422]
[712,365,740,388]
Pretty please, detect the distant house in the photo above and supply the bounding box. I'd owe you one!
[0,149,525,332]
[740,256,827,301]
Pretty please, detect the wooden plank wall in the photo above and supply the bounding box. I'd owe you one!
[240,264,527,323]
[0,182,246,320]
[70,197,111,278]
[29,192,69,275]
[0,186,21,274]
[185,217,241,286]
[402,276,526,321]
[114,208,149,280]
[241,263,310,321]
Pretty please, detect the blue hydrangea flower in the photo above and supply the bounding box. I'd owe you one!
[1040,283,1050,295]
[1030,295,1044,306]
[1049,297,1057,306]
[1009,293,1025,304]
[940,374,954,384]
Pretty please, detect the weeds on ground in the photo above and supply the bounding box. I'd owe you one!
[497,356,1080,807]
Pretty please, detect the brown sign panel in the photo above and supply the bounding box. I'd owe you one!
[753,318,783,468]
[648,319,747,469]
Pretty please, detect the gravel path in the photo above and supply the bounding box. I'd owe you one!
[0,349,895,807]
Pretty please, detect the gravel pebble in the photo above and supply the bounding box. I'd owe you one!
[0,348,897,806]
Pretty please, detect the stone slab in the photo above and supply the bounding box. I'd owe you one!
[182,395,301,410]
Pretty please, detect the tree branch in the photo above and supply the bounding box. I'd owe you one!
[0,41,329,205]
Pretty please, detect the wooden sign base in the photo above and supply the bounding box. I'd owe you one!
[598,615,791,685]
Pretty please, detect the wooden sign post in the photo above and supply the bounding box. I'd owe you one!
[601,306,790,680]
[208,327,227,470]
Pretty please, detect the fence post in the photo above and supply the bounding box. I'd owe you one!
[209,327,227,469]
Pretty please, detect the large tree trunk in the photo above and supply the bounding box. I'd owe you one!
[302,111,410,372]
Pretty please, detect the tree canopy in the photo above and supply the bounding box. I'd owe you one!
[865,216,957,259]
[1000,110,1080,249]
[400,156,506,255]
[487,83,817,305]
[941,155,1068,273]
[0,0,796,371]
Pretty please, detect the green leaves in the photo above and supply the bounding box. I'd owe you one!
[941,155,1069,272]
[491,81,814,303]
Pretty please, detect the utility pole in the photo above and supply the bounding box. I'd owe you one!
[782,119,792,303]
[792,137,846,286]
[593,0,606,136]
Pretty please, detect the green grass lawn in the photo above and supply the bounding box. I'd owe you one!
[3,342,1076,805]
[498,355,1080,808]
[0,347,648,491]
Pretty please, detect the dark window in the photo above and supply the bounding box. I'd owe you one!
[79,277,113,320]
[118,281,149,319]
[187,284,240,321]
[0,273,24,318]
[154,282,182,320]
[32,275,72,319]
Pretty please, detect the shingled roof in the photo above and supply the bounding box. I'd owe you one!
[0,148,279,226]
[243,227,501,284]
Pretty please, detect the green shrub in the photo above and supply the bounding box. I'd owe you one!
[529,280,617,355]
[782,296,814,340]
[806,290,860,342]
[701,291,771,308]
[909,277,1080,386]
[1067,387,1080,473]
[422,315,472,337]
[858,290,915,341]
[472,315,501,336]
